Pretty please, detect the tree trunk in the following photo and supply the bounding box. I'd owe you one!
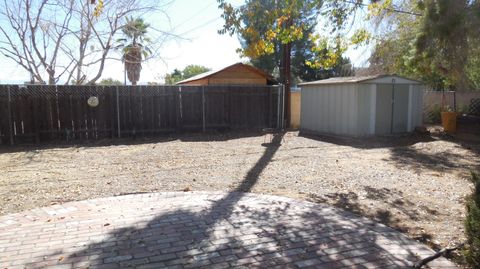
[48,69,55,85]
[281,43,291,128]
[125,45,141,85]
[280,16,292,128]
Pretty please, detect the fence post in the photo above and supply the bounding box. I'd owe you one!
[202,86,206,132]
[7,85,13,146]
[34,85,40,143]
[267,86,272,128]
[175,86,183,131]
[116,86,121,138]
[281,84,286,129]
[453,91,457,111]
[227,88,232,128]
[277,84,281,129]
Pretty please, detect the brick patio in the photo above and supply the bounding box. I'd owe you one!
[0,192,456,268]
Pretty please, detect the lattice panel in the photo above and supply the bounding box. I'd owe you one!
[469,98,480,116]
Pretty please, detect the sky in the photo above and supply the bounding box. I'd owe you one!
[0,0,371,84]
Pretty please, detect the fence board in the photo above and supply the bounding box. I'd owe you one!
[0,86,10,144]
[0,84,281,145]
[205,87,228,128]
[180,86,203,130]
[11,86,35,143]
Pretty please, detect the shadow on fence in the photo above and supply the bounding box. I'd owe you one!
[0,130,270,154]
[0,84,284,146]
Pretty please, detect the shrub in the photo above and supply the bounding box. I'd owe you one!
[457,104,470,115]
[426,104,442,124]
[465,172,480,267]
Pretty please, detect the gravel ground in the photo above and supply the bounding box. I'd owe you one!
[0,130,478,250]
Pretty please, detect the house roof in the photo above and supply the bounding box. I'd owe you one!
[176,63,277,85]
[298,74,423,86]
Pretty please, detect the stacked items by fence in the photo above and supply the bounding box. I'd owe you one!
[423,91,480,123]
[0,85,284,145]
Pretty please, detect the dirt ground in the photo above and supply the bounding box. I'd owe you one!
[0,129,479,251]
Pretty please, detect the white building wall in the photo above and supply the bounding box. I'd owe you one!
[300,84,358,136]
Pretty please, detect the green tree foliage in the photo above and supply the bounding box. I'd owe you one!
[367,1,447,89]
[98,78,123,86]
[117,17,152,86]
[217,0,366,82]
[164,69,183,85]
[182,65,211,80]
[294,56,354,82]
[413,0,469,89]
[466,49,480,90]
[164,65,211,85]
[240,6,354,82]
[368,0,480,90]
[465,172,480,267]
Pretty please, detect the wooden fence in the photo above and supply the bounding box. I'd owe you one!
[0,85,284,145]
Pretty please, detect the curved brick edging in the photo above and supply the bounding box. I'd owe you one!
[0,192,456,269]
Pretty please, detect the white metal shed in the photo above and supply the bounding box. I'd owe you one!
[298,75,424,136]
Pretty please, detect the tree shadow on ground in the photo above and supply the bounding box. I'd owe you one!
[0,129,266,154]
[299,132,434,149]
[388,143,480,174]
[306,186,439,247]
[299,131,435,149]
[438,125,480,159]
[299,129,480,174]
[26,132,432,268]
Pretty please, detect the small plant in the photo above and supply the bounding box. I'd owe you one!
[427,104,442,124]
[457,104,470,115]
[464,172,480,267]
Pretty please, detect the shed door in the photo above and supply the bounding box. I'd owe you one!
[392,84,409,133]
[375,84,409,134]
[375,84,393,134]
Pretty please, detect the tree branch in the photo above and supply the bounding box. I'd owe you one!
[413,243,465,269]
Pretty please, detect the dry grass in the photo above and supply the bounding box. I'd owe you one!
[0,130,478,250]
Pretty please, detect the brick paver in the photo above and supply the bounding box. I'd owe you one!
[0,192,456,268]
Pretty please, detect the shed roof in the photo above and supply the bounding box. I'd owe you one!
[176,63,277,85]
[298,74,423,86]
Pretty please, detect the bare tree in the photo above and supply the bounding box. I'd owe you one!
[0,0,171,85]
[0,0,73,84]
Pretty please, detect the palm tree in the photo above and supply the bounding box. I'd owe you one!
[117,17,151,85]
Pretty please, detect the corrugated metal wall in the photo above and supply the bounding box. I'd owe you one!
[300,81,425,137]
[301,84,358,136]
[357,84,375,136]
[410,85,424,129]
